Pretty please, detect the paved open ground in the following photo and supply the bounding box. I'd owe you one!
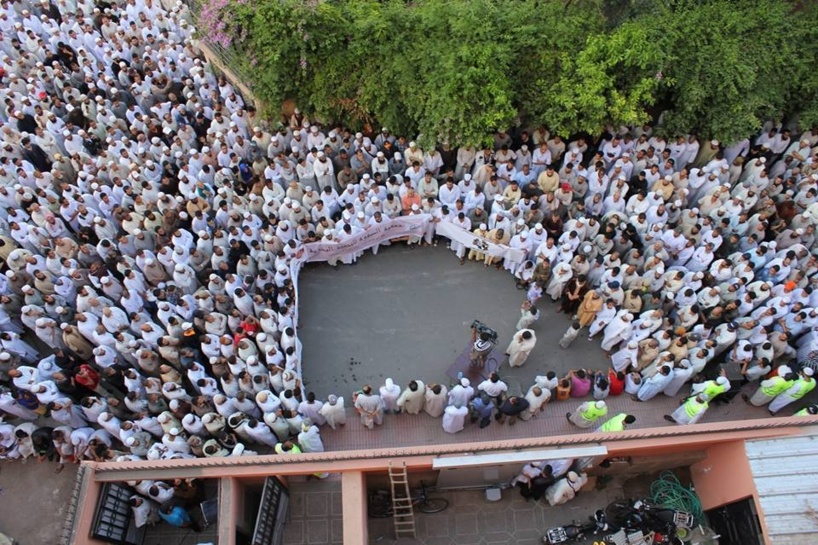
[298,243,607,399]
[0,459,77,544]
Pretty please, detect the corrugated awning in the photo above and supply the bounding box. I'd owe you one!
[746,427,818,544]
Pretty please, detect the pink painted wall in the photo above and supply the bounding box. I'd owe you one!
[690,440,758,510]
[342,472,368,545]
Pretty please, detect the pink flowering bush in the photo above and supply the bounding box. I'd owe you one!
[197,0,248,48]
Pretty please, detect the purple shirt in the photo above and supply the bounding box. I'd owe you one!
[570,375,591,397]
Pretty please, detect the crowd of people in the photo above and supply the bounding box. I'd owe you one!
[1,0,818,502]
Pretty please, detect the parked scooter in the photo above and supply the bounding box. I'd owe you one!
[542,509,611,544]
[605,498,693,539]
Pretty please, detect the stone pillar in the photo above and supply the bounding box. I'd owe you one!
[342,471,368,544]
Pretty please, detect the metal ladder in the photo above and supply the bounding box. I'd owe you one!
[388,462,416,538]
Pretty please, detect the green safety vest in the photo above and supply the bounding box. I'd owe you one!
[600,413,628,432]
[684,397,708,419]
[582,403,608,421]
[762,376,794,397]
[703,381,728,399]
[790,378,816,400]
[275,443,302,455]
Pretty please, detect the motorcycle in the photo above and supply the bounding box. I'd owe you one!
[543,509,611,544]
[605,498,692,542]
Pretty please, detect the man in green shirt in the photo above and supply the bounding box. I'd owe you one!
[596,413,636,432]
[794,404,818,417]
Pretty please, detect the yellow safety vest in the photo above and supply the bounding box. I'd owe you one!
[762,376,794,397]
[600,413,628,432]
[684,398,708,419]
[582,403,607,421]
[275,443,302,455]
[703,381,727,399]
[791,378,816,400]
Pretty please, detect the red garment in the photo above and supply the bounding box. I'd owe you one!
[608,370,625,396]
[75,364,100,391]
[240,320,258,336]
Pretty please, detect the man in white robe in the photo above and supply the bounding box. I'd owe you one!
[546,262,572,300]
[635,364,674,401]
[545,471,588,506]
[442,402,468,434]
[600,311,633,352]
[611,340,638,372]
[505,329,536,367]
[379,378,401,414]
[588,301,617,339]
[1,332,39,362]
[319,395,347,429]
[448,378,474,407]
[297,423,324,453]
[662,360,695,397]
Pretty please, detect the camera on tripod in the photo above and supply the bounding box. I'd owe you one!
[470,320,498,343]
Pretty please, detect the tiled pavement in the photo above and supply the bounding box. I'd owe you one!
[284,477,344,545]
[141,518,218,545]
[366,480,629,545]
[319,380,797,453]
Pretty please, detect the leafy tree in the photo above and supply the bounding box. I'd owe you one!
[196,0,818,145]
[655,0,798,143]
[534,21,667,136]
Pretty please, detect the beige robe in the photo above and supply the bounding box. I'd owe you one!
[423,385,448,418]
[396,381,425,414]
[506,330,537,367]
[577,291,603,327]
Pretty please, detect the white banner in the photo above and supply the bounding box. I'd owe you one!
[296,214,429,264]
[435,221,526,264]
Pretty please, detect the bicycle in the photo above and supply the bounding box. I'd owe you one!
[367,481,449,518]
